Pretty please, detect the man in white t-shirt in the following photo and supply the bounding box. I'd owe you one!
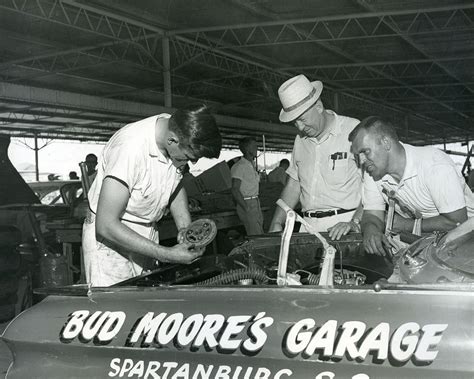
[82,105,222,286]
[231,137,264,235]
[349,116,474,256]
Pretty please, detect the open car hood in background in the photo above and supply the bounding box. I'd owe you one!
[0,136,40,206]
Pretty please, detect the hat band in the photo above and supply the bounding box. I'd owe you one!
[283,87,317,113]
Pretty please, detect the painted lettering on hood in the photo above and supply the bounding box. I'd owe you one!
[126,311,274,354]
[59,311,447,366]
[283,319,448,363]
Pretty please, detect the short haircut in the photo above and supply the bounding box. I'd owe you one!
[238,137,256,154]
[348,116,399,143]
[279,158,290,167]
[85,153,97,162]
[169,104,221,159]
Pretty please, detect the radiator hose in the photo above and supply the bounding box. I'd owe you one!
[196,268,269,286]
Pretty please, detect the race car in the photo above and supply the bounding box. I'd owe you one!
[2,221,473,378]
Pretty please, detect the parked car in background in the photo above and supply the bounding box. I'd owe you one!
[28,180,83,206]
[0,136,84,323]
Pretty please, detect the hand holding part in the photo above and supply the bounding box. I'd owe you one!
[168,242,204,264]
[177,227,187,244]
[180,218,217,248]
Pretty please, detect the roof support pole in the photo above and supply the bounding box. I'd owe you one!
[262,134,267,173]
[34,132,39,181]
[162,36,172,107]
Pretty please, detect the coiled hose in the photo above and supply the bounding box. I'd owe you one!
[306,273,320,285]
[196,268,269,286]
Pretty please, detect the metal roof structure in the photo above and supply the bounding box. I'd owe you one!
[0,0,472,151]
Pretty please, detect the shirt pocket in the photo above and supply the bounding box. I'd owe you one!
[324,156,349,186]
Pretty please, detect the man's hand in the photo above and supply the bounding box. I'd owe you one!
[177,227,187,244]
[165,242,205,264]
[328,221,358,240]
[268,222,283,233]
[363,225,391,256]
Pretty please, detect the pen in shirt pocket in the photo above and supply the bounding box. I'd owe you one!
[330,152,347,170]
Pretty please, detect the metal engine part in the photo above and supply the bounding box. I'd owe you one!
[182,218,217,248]
[398,231,474,284]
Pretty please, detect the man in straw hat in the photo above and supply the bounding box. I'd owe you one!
[269,74,363,238]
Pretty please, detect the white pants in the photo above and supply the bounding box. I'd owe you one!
[301,210,356,233]
[82,211,158,287]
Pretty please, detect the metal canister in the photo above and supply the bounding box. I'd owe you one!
[39,254,69,287]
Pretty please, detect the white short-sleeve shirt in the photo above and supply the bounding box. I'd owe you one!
[231,157,259,197]
[363,143,474,218]
[286,110,361,211]
[88,114,182,224]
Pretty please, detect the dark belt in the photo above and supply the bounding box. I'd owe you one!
[303,208,355,218]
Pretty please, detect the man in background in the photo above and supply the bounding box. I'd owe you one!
[84,153,98,183]
[231,137,264,236]
[267,159,289,186]
[69,171,79,180]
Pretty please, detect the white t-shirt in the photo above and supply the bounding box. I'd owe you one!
[287,110,361,211]
[363,143,474,218]
[88,114,182,224]
[231,157,259,197]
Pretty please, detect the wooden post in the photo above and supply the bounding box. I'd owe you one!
[34,133,39,181]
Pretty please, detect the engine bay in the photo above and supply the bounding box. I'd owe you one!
[116,233,391,287]
[116,227,474,288]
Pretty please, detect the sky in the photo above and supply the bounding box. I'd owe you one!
[8,137,291,182]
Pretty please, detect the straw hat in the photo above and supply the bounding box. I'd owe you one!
[278,74,323,122]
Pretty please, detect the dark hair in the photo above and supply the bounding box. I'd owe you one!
[169,104,221,159]
[279,159,290,167]
[348,116,399,143]
[85,153,97,162]
[238,137,256,154]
